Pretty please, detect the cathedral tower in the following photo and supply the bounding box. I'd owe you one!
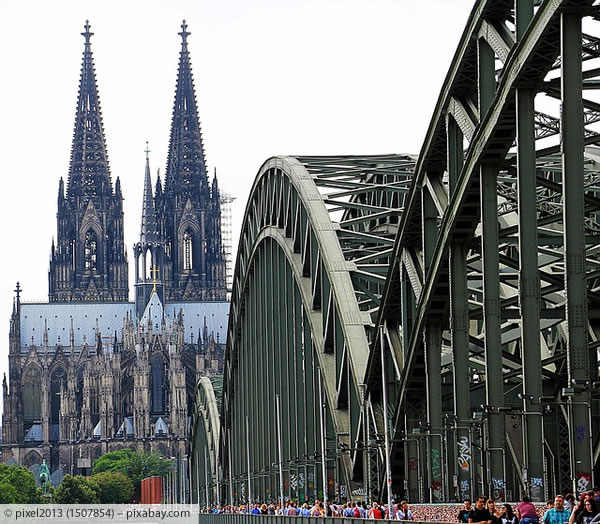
[49,21,129,302]
[157,21,226,301]
[134,146,166,319]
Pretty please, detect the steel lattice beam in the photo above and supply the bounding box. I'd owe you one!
[216,155,414,503]
[368,0,600,504]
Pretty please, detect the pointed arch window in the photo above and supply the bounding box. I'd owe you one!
[145,248,153,281]
[183,231,193,271]
[50,367,66,441]
[23,366,41,422]
[137,250,144,282]
[150,355,167,414]
[71,239,76,271]
[84,230,97,270]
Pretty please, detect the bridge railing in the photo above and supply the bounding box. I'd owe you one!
[197,517,441,524]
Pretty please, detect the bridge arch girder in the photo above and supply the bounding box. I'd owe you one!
[369,0,600,504]
[222,155,414,503]
[190,376,222,505]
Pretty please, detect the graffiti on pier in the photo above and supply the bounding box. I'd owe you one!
[576,425,586,445]
[577,473,591,495]
[531,477,543,500]
[460,480,470,500]
[409,457,417,471]
[431,448,441,480]
[492,478,505,501]
[457,436,471,471]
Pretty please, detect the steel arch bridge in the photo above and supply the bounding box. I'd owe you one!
[190,0,600,506]
[219,154,414,504]
[191,376,222,505]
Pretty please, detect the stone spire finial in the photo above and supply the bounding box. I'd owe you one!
[82,20,93,45]
[179,19,190,43]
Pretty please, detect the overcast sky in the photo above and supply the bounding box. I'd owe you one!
[0,0,474,412]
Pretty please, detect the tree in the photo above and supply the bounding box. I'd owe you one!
[91,471,133,503]
[53,475,99,504]
[92,450,173,493]
[0,463,41,503]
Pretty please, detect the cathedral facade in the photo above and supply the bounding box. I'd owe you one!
[1,21,228,482]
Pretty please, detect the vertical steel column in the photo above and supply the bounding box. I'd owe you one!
[318,369,328,507]
[228,428,234,508]
[481,163,506,499]
[478,34,505,500]
[205,446,210,507]
[561,11,593,495]
[380,325,394,516]
[515,0,544,501]
[447,114,472,502]
[276,394,285,514]
[422,183,437,271]
[405,416,420,502]
[516,84,545,501]
[478,38,495,121]
[196,454,201,506]
[246,415,252,506]
[515,0,534,41]
[424,324,443,502]
[361,383,370,504]
[422,183,443,501]
[401,265,415,361]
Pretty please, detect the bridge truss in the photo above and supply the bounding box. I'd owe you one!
[218,155,413,504]
[369,0,600,503]
[191,0,600,505]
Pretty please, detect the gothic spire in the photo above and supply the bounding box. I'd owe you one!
[155,168,163,199]
[212,167,220,202]
[67,20,112,200]
[140,143,158,243]
[164,20,208,200]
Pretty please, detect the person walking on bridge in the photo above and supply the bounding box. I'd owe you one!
[543,495,571,524]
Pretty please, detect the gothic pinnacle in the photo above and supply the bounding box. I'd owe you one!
[179,19,190,44]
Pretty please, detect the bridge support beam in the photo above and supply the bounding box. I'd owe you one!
[448,114,472,502]
[561,10,593,496]
[425,322,443,502]
[516,84,545,501]
[481,162,506,499]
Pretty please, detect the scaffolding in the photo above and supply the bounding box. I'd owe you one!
[219,191,236,297]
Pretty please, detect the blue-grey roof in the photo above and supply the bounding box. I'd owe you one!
[161,302,229,343]
[20,302,134,348]
[20,301,230,348]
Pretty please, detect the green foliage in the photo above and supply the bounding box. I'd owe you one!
[52,475,99,504]
[91,471,134,503]
[91,449,132,474]
[0,463,41,503]
[0,482,19,504]
[92,449,172,491]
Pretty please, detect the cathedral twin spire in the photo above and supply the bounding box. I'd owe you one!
[49,20,127,302]
[133,21,227,312]
[67,21,114,200]
[50,19,226,306]
[165,20,209,201]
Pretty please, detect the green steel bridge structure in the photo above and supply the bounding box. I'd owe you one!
[191,0,600,506]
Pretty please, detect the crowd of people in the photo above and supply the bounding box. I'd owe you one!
[457,489,600,524]
[200,500,413,518]
[198,488,600,523]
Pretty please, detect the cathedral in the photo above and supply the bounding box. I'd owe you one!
[1,21,228,482]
